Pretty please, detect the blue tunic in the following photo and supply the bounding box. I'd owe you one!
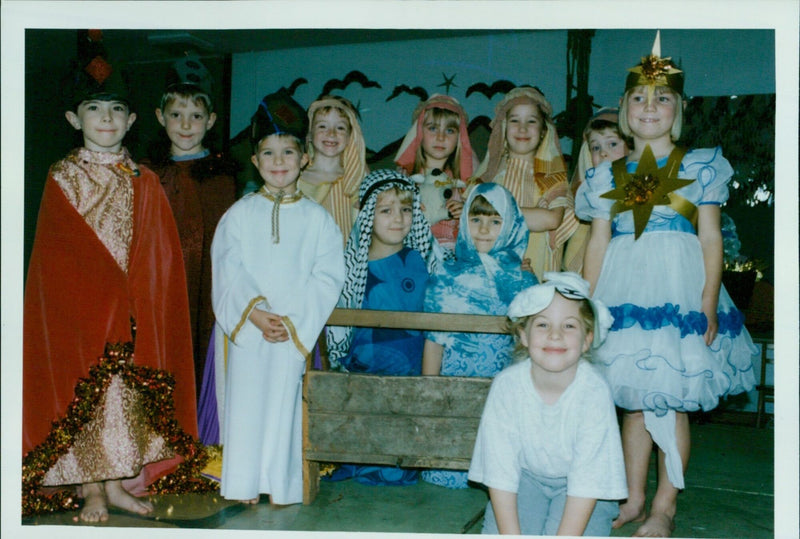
[339,247,428,375]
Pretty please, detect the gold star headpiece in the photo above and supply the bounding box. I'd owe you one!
[626,31,684,100]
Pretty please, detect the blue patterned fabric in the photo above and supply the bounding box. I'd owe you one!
[609,302,746,338]
[422,183,536,489]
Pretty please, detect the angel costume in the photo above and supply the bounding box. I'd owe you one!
[421,182,536,489]
[212,88,345,504]
[575,146,757,488]
[475,87,579,281]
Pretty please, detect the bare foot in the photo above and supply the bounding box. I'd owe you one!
[612,499,646,529]
[104,480,154,516]
[241,496,260,505]
[633,512,675,537]
[79,482,109,523]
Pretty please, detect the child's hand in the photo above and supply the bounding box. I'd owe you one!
[249,309,290,343]
[445,198,463,219]
[701,299,718,346]
[521,257,533,274]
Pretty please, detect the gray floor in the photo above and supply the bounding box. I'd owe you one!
[21,420,775,538]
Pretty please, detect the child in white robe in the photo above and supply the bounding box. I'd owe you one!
[211,88,345,505]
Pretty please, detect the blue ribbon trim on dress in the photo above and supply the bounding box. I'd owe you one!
[609,303,746,338]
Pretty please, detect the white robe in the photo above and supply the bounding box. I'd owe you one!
[211,190,344,504]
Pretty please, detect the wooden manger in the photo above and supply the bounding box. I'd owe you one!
[302,308,508,504]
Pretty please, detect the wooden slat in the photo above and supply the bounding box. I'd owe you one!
[326,308,508,334]
[306,412,480,468]
[304,451,473,470]
[305,371,491,416]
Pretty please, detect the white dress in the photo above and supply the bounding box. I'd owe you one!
[575,147,757,416]
[211,189,345,504]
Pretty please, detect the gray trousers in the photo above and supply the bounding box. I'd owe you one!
[481,470,619,536]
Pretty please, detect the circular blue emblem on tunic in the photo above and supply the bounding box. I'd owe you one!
[401,278,416,293]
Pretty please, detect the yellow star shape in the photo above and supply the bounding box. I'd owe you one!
[600,145,693,239]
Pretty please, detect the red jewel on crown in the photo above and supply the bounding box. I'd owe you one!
[84,55,113,85]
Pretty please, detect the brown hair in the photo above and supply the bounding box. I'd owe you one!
[159,83,213,115]
[415,107,463,178]
[468,194,500,217]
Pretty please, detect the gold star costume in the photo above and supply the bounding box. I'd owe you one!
[602,145,695,239]
[573,31,757,492]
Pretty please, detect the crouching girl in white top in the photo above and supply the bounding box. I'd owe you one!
[468,272,627,536]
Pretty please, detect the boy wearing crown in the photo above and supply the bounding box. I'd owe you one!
[22,31,199,522]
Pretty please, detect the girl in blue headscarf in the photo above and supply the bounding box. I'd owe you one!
[421,182,537,489]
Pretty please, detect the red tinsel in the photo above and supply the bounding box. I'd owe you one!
[21,341,216,517]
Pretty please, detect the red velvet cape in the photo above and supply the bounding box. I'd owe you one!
[23,164,198,455]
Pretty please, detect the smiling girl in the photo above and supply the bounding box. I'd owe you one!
[475,87,579,281]
[468,272,626,536]
[421,182,536,490]
[298,95,368,245]
[576,32,757,537]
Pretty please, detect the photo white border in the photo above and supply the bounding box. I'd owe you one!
[3,2,797,539]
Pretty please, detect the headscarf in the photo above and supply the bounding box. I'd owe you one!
[326,169,443,369]
[475,86,566,186]
[302,96,368,240]
[305,96,368,198]
[474,87,577,279]
[426,183,536,314]
[571,108,621,195]
[394,94,475,180]
[563,108,620,273]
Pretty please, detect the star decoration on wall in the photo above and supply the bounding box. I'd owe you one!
[600,145,694,239]
[438,73,457,94]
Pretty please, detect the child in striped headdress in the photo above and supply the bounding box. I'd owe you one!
[299,95,368,244]
[474,86,579,282]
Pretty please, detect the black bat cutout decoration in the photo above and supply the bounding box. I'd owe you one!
[386,85,429,102]
[286,78,308,95]
[466,80,517,99]
[321,70,381,96]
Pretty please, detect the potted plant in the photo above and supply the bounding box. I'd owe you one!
[720,212,766,309]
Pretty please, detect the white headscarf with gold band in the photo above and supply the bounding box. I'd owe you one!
[474,86,579,281]
[300,96,368,243]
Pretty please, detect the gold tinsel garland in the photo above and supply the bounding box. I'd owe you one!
[21,342,216,517]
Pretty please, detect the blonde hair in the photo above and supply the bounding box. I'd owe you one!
[375,186,414,207]
[414,107,463,178]
[507,292,595,362]
[618,86,683,142]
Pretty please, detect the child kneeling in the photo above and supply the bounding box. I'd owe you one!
[468,272,627,536]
